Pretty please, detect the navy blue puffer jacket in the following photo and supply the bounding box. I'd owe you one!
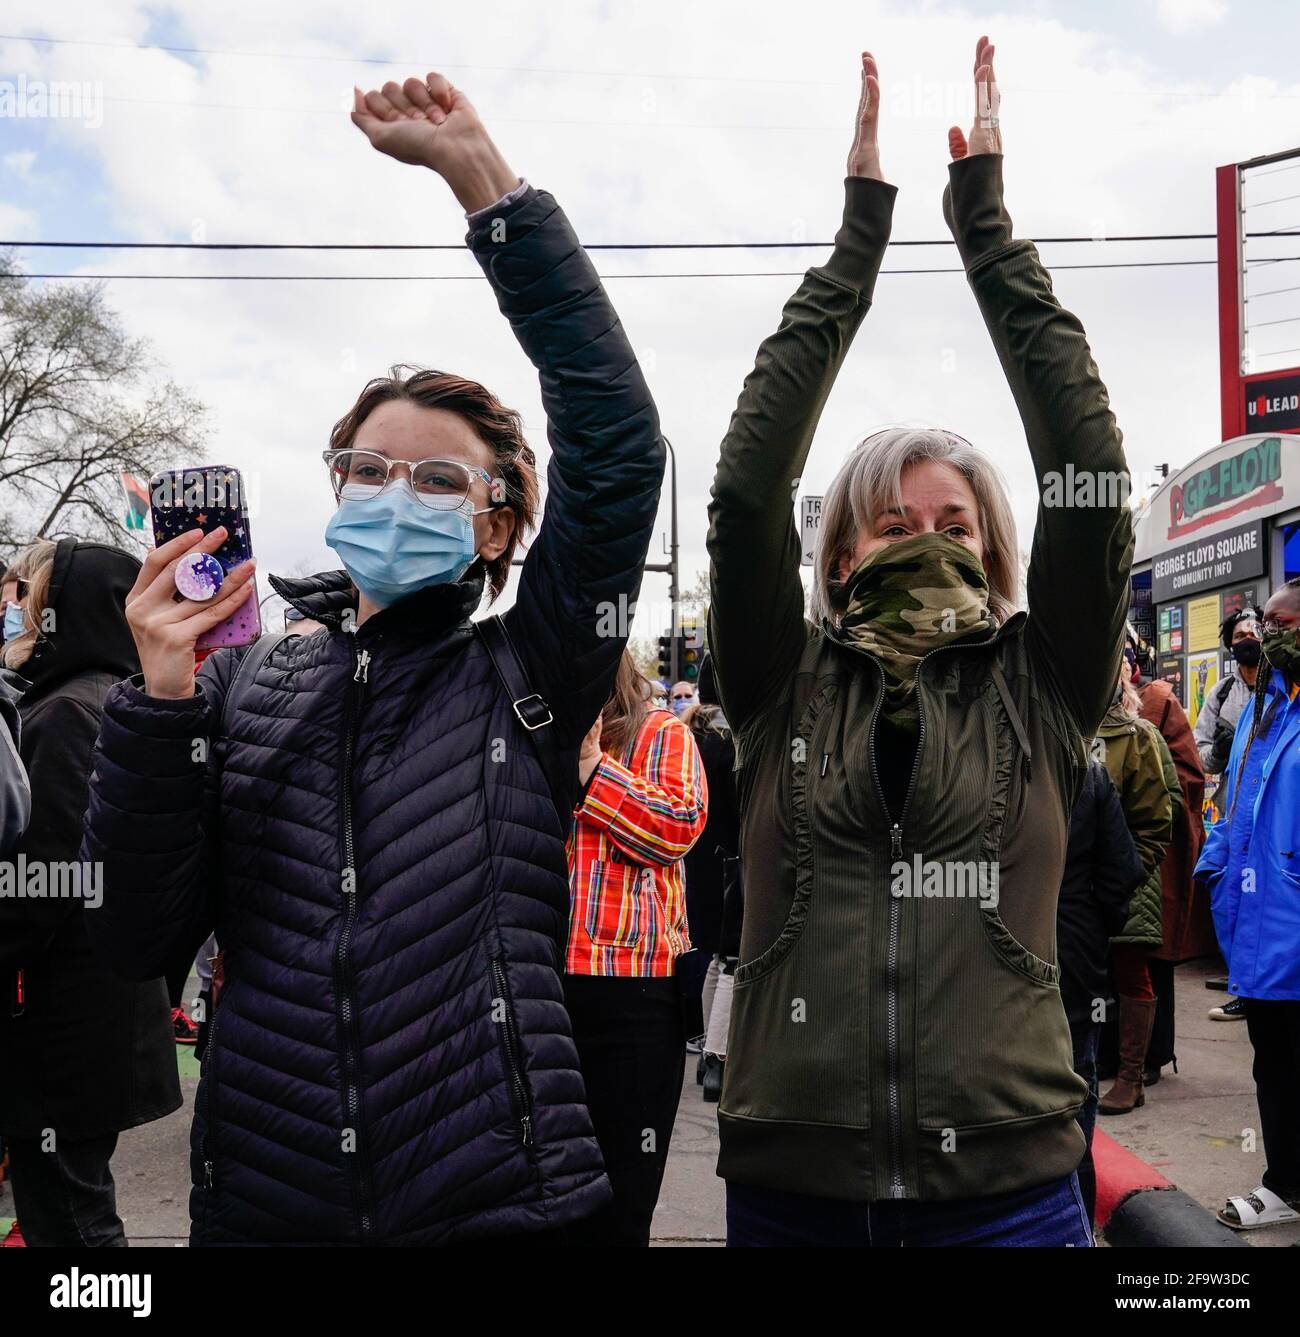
[81,185,665,1245]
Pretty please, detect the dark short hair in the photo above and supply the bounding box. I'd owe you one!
[1220,606,1263,650]
[328,365,539,603]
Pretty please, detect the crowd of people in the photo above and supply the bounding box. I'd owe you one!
[0,38,1298,1249]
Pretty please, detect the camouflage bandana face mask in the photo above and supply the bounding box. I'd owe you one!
[838,532,994,730]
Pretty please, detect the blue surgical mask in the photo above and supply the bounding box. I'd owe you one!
[324,481,478,609]
[3,603,25,642]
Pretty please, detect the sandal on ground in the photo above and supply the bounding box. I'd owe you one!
[1217,1186,1300,1230]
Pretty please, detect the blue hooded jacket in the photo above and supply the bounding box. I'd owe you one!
[1196,668,1300,1000]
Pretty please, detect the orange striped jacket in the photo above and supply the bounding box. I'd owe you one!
[565,708,708,977]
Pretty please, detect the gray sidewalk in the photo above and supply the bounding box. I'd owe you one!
[1,959,1291,1246]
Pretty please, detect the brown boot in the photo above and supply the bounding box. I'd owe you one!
[1099,997,1157,1115]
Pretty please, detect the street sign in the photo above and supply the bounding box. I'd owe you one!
[800,495,822,567]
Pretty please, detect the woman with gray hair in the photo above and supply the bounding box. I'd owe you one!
[706,37,1133,1246]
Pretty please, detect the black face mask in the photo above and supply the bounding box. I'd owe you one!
[1231,640,1262,668]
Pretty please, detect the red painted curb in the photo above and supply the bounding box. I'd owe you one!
[1093,1129,1172,1228]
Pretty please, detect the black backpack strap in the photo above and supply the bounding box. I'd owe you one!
[1213,675,1235,711]
[219,631,289,735]
[474,615,576,816]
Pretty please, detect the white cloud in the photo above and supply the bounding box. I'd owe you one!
[2,0,1295,635]
[3,150,37,177]
[1155,0,1228,36]
[0,202,38,237]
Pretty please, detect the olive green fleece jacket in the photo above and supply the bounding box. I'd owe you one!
[706,154,1134,1203]
[1094,704,1178,949]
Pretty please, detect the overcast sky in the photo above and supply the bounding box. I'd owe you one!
[4,0,1299,636]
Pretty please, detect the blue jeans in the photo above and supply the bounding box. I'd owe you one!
[1071,1021,1101,1225]
[726,1173,1093,1247]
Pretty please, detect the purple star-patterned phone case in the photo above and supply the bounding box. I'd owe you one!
[148,465,261,651]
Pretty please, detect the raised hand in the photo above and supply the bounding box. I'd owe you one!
[948,35,1002,161]
[350,72,519,213]
[847,51,884,181]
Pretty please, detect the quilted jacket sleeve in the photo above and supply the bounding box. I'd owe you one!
[469,187,665,748]
[80,650,239,982]
[1119,722,1176,878]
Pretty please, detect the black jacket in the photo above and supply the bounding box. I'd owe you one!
[1056,760,1146,1028]
[682,715,739,955]
[0,539,181,1140]
[82,186,665,1245]
[0,667,29,859]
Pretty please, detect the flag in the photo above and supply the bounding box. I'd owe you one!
[120,471,149,533]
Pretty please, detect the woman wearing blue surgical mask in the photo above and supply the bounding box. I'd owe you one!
[80,72,665,1247]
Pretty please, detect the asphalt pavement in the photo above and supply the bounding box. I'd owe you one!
[0,960,1292,1248]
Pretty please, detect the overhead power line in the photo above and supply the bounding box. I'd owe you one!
[5,31,1299,102]
[0,232,1220,251]
[11,258,1255,282]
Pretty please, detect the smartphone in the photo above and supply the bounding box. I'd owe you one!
[149,465,261,651]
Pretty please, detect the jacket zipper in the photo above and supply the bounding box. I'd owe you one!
[849,638,967,1201]
[334,638,376,1239]
[201,992,225,1191]
[490,956,535,1149]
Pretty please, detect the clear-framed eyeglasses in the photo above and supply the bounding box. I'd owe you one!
[1261,615,1298,636]
[323,449,507,514]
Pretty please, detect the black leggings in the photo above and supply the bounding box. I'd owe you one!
[562,973,685,1247]
[164,953,192,1010]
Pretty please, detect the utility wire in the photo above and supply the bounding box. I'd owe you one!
[6,31,1300,102]
[12,258,1255,282]
[0,232,1220,251]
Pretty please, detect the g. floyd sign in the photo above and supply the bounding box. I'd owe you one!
[1167,436,1284,540]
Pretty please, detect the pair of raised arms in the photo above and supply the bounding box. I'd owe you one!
[351,36,1004,200]
[122,39,1001,700]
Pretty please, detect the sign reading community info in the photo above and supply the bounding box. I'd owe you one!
[1151,519,1266,604]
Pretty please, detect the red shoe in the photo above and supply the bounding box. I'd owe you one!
[172,1006,198,1045]
[2,1220,25,1247]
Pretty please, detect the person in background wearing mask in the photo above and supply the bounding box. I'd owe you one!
[80,72,665,1246]
[565,649,706,1245]
[1194,609,1263,1022]
[0,598,30,860]
[0,581,30,1247]
[669,681,697,717]
[0,541,181,1247]
[1196,610,1265,778]
[1197,577,1300,1232]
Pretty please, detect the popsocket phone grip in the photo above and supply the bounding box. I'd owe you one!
[174,551,225,601]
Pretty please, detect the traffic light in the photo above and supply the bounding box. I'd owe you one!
[657,632,674,682]
[680,618,702,681]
